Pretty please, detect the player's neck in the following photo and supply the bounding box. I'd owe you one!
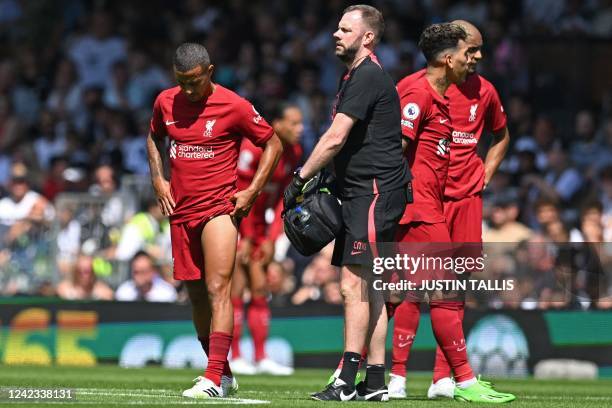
[346,48,371,71]
[425,66,450,97]
[204,82,216,98]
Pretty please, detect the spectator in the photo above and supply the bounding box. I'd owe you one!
[115,251,177,302]
[291,244,339,305]
[483,192,533,243]
[599,165,612,241]
[571,110,607,171]
[33,110,67,171]
[113,197,170,263]
[45,58,84,125]
[67,11,127,88]
[0,93,22,154]
[266,261,295,307]
[89,164,128,229]
[57,253,114,300]
[0,163,54,246]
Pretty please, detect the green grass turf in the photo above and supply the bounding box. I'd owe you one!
[1,365,611,407]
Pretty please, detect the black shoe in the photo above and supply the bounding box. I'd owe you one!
[311,379,356,401]
[356,381,390,402]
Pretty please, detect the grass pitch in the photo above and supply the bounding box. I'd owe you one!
[1,365,611,407]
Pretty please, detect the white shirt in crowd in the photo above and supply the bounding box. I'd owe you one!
[115,276,177,303]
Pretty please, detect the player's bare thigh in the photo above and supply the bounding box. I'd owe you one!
[201,214,239,286]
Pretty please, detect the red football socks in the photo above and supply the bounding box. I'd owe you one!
[231,297,244,359]
[203,332,233,385]
[248,296,270,362]
[390,301,421,377]
[430,301,473,383]
[432,303,465,382]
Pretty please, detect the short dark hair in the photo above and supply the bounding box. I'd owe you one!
[130,250,156,271]
[173,42,211,72]
[418,23,467,63]
[267,102,299,123]
[343,4,385,44]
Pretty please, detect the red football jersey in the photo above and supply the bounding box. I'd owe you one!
[237,139,302,241]
[444,73,507,200]
[397,70,452,224]
[150,85,273,224]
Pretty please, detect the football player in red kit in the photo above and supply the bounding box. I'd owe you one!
[389,22,513,403]
[230,103,303,376]
[147,43,282,399]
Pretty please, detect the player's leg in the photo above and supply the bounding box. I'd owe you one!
[311,262,369,401]
[229,254,256,374]
[389,222,444,398]
[176,220,235,399]
[201,215,238,389]
[428,196,483,399]
[247,247,294,375]
[426,219,514,403]
[356,187,407,402]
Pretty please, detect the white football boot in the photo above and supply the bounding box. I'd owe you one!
[229,357,257,375]
[256,358,294,375]
[388,373,407,398]
[182,376,224,398]
[427,377,455,399]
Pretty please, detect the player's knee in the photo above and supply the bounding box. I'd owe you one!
[206,277,231,300]
[340,276,362,301]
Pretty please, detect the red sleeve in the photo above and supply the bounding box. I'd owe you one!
[485,85,507,133]
[399,88,431,140]
[234,99,274,147]
[150,94,167,137]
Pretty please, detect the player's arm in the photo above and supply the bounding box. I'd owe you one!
[231,133,283,218]
[483,126,510,188]
[147,130,175,216]
[299,113,356,179]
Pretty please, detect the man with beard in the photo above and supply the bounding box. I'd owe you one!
[389,21,513,402]
[284,4,410,402]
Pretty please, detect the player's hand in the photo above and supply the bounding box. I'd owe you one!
[152,177,175,216]
[283,171,306,211]
[237,238,253,264]
[230,188,258,218]
[258,239,275,264]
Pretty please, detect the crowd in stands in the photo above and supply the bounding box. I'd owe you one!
[0,0,610,309]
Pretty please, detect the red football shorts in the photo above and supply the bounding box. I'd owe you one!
[443,194,482,243]
[170,204,234,281]
[444,194,483,272]
[395,221,452,243]
[394,222,453,300]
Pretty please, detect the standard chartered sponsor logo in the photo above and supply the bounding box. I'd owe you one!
[452,130,477,144]
[170,141,215,159]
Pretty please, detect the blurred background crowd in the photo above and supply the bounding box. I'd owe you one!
[0,0,610,309]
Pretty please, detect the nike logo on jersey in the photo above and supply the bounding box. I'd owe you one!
[398,341,412,348]
[165,120,179,126]
[350,250,365,256]
[439,118,448,124]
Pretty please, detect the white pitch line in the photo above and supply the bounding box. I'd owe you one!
[75,388,270,404]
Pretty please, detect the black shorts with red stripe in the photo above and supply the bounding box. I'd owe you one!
[331,185,408,267]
